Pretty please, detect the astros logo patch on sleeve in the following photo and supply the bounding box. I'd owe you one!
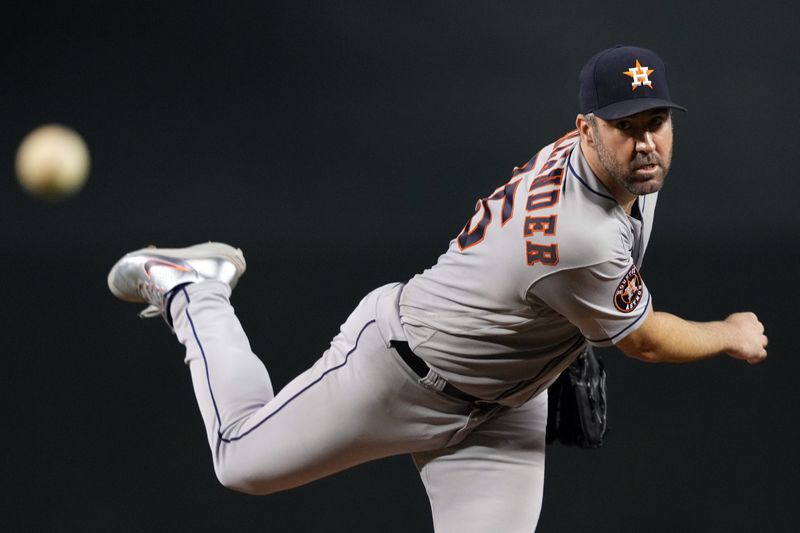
[614,265,644,313]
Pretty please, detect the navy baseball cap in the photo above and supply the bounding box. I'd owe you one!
[578,45,687,120]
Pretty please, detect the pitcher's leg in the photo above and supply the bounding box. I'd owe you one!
[412,392,548,533]
[172,281,471,495]
[171,281,275,452]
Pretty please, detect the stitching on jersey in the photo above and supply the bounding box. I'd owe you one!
[566,148,616,202]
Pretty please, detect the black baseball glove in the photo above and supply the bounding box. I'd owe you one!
[546,346,608,449]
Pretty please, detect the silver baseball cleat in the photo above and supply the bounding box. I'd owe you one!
[107,242,247,320]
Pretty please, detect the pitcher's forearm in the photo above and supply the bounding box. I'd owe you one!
[617,311,767,364]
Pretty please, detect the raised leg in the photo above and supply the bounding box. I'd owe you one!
[171,281,473,495]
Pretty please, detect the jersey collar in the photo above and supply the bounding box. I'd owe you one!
[566,144,618,204]
[567,143,649,219]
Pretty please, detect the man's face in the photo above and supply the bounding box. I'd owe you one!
[589,109,673,196]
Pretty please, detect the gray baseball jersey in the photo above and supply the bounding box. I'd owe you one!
[151,129,658,533]
[399,130,655,405]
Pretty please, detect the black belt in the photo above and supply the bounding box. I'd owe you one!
[391,341,481,403]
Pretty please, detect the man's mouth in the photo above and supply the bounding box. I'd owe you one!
[632,162,660,174]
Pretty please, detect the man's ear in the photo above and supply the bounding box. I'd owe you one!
[576,114,594,146]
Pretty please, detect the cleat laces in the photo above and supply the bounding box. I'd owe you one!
[136,281,167,319]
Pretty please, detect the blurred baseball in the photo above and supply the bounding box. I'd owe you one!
[15,124,90,200]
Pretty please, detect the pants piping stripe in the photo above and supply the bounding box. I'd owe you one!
[182,288,375,444]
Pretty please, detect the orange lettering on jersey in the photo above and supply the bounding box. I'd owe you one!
[526,190,560,211]
[551,129,579,151]
[538,150,569,174]
[529,168,564,191]
[524,215,557,236]
[526,243,559,265]
[522,130,577,268]
[489,179,522,226]
[457,198,492,251]
[513,130,576,179]
[538,158,558,173]
[513,151,541,177]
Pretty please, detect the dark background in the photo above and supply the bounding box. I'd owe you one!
[2,1,798,531]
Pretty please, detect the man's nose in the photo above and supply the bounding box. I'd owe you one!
[635,130,656,153]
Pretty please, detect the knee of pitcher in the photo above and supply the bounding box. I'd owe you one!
[213,460,287,496]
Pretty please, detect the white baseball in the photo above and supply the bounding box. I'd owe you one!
[15,124,91,200]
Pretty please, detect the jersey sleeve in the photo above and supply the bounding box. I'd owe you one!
[528,258,652,347]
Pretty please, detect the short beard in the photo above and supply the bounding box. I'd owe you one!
[590,120,672,196]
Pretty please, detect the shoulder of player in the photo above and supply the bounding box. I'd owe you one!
[511,131,639,270]
[514,130,580,177]
[515,184,632,269]
[554,211,630,269]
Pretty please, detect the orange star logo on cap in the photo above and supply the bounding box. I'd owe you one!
[623,59,654,91]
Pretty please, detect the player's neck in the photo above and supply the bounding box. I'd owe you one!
[580,139,637,214]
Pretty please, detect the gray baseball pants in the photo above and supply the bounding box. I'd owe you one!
[170,280,548,533]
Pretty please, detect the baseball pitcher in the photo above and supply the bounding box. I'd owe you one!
[107,45,768,533]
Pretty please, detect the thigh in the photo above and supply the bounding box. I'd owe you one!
[213,295,471,495]
[412,392,548,533]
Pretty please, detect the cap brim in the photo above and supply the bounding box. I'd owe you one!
[594,98,687,120]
